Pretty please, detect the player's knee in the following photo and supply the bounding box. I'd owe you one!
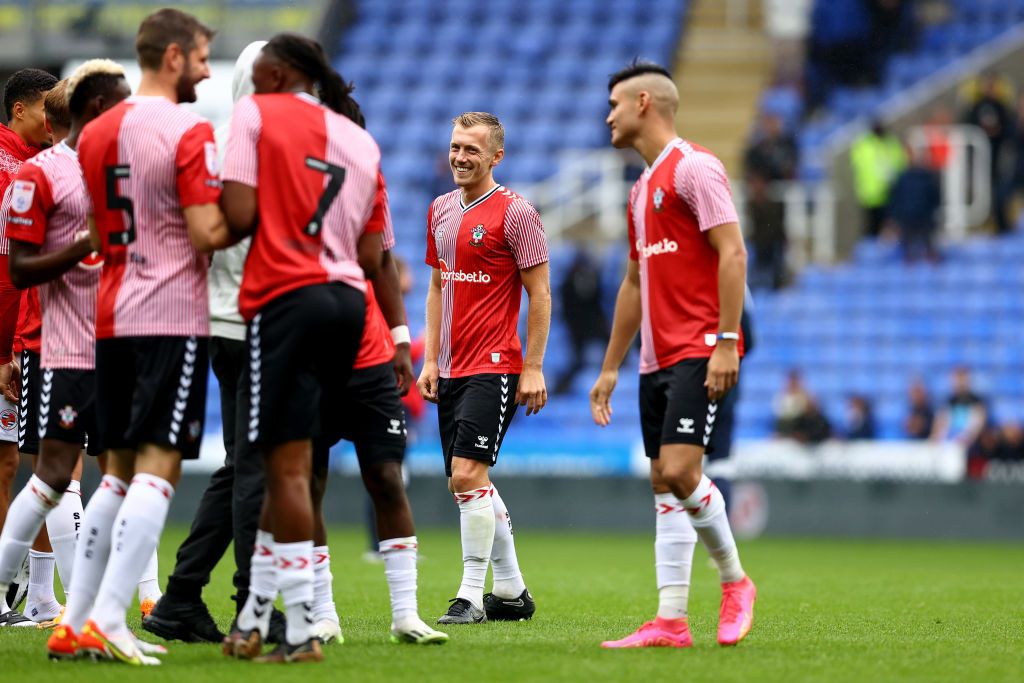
[660,461,701,496]
[362,462,404,502]
[310,467,328,504]
[449,461,488,493]
[35,462,72,493]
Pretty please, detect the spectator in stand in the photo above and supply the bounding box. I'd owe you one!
[744,113,798,182]
[885,145,941,262]
[790,399,832,445]
[553,247,607,395]
[746,172,787,290]
[995,422,1024,462]
[903,378,934,440]
[773,369,811,436]
[850,120,907,237]
[922,105,954,171]
[931,367,987,445]
[996,93,1024,234]
[962,71,1014,233]
[805,0,873,114]
[866,0,915,83]
[843,395,876,440]
[764,0,812,85]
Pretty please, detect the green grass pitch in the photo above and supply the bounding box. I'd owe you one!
[1,526,1021,682]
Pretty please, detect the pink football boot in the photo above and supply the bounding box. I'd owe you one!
[718,576,756,646]
[601,617,693,648]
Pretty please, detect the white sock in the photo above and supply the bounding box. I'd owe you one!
[26,550,61,621]
[682,475,745,584]
[276,540,314,646]
[654,492,697,620]
[237,530,276,638]
[46,479,82,599]
[137,549,161,603]
[489,486,527,599]
[91,474,173,637]
[0,475,61,595]
[454,486,495,609]
[379,536,418,624]
[312,545,337,622]
[63,475,127,632]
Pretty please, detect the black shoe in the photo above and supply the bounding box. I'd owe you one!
[437,598,487,625]
[254,637,322,663]
[6,556,28,610]
[0,609,36,627]
[142,596,225,643]
[483,589,536,621]
[266,608,287,645]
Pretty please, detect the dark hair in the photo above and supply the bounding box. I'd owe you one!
[3,68,58,120]
[263,33,359,119]
[136,8,215,71]
[607,60,672,92]
[68,73,126,118]
[43,80,71,131]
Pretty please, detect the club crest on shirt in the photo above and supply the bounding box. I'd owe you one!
[652,187,665,212]
[0,409,15,431]
[469,224,487,246]
[59,405,77,429]
[11,180,35,214]
[204,141,219,177]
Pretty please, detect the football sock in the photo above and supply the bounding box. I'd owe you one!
[91,474,173,637]
[46,479,82,599]
[276,540,314,646]
[312,545,337,622]
[63,475,127,632]
[379,536,418,624]
[237,530,276,638]
[682,475,745,584]
[489,486,527,599]
[454,486,495,609]
[654,492,697,620]
[26,550,61,621]
[0,475,60,587]
[137,548,162,604]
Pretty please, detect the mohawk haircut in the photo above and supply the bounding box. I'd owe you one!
[43,80,71,131]
[452,111,504,151]
[3,68,58,120]
[608,60,673,92]
[67,59,127,118]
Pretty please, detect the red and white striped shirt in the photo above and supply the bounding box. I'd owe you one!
[223,93,382,321]
[78,95,221,339]
[425,185,548,378]
[4,142,99,369]
[628,138,744,373]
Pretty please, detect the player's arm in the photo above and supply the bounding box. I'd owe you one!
[518,262,551,416]
[416,268,442,404]
[185,203,234,253]
[590,258,641,427]
[221,181,257,238]
[705,221,747,401]
[357,230,383,279]
[8,237,93,289]
[373,250,414,395]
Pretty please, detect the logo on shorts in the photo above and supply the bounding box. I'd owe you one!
[0,409,15,430]
[677,418,695,434]
[653,187,665,212]
[387,418,403,435]
[58,405,77,429]
[469,224,487,246]
[475,435,489,449]
[187,420,202,442]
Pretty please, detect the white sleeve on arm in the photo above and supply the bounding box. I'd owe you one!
[674,151,739,232]
[221,95,262,187]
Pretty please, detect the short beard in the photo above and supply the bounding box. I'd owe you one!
[175,67,198,104]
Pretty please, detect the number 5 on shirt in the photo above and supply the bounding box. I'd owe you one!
[105,164,135,246]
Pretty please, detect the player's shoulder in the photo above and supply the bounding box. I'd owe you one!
[497,185,541,220]
[429,188,462,215]
[674,139,727,174]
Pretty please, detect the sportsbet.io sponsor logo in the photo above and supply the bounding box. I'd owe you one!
[438,258,491,288]
[636,237,679,259]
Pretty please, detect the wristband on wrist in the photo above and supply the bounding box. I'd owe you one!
[390,325,411,345]
[717,332,740,341]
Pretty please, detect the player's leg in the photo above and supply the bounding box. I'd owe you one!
[441,455,492,624]
[46,453,84,606]
[309,444,341,644]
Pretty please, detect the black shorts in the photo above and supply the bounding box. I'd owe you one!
[95,336,209,460]
[437,373,519,477]
[18,349,40,455]
[322,361,406,466]
[246,283,365,447]
[639,358,721,459]
[38,368,100,455]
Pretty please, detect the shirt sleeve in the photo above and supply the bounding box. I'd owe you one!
[4,164,52,246]
[365,171,394,247]
[627,182,639,261]
[504,197,549,270]
[674,151,739,232]
[425,199,439,268]
[175,121,222,208]
[222,96,261,187]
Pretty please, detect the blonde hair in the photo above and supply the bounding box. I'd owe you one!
[452,111,504,151]
[43,80,71,131]
[66,59,125,101]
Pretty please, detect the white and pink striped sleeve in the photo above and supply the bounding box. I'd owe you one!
[222,95,262,187]
[505,197,549,270]
[674,151,739,232]
[0,184,13,256]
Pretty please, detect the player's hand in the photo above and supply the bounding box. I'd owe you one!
[417,361,439,404]
[392,343,415,397]
[0,360,19,403]
[516,366,547,416]
[590,369,617,427]
[705,342,739,401]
